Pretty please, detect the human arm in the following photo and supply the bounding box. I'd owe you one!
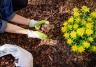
[9,14,49,30]
[0,0,48,40]
[5,22,28,34]
[5,22,48,40]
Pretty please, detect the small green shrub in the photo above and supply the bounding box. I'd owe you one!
[61,6,96,53]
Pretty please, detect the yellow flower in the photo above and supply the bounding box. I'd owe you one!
[77,28,85,36]
[90,46,96,52]
[68,25,73,30]
[82,41,90,48]
[87,17,92,22]
[75,17,81,22]
[63,33,69,39]
[77,46,85,53]
[81,6,90,13]
[67,38,73,45]
[61,26,67,33]
[81,19,87,25]
[85,29,93,35]
[91,11,96,18]
[68,16,74,23]
[71,45,78,52]
[63,22,68,26]
[73,7,80,17]
[73,7,79,12]
[88,37,94,42]
[73,12,80,17]
[86,23,93,29]
[70,31,77,38]
[73,24,79,29]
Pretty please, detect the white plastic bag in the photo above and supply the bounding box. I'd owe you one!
[0,44,33,67]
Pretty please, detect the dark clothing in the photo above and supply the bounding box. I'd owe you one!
[12,0,28,11]
[0,0,28,33]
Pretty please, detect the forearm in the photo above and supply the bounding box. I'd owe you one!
[5,23,28,34]
[4,23,48,40]
[10,14,30,26]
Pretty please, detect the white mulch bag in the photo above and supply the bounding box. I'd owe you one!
[0,44,33,67]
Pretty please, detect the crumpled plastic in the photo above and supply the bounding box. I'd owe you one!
[0,44,33,67]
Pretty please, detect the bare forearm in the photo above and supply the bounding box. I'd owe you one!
[10,14,30,25]
[5,23,28,34]
[4,23,48,40]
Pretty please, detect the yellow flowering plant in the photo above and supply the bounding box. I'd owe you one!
[61,6,96,53]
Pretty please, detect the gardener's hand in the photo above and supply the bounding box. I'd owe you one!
[28,19,49,30]
[27,30,48,40]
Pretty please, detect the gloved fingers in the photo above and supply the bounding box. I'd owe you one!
[33,31,48,40]
[35,20,49,30]
[27,30,48,40]
[35,25,41,30]
[38,20,49,25]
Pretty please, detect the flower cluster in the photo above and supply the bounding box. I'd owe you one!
[61,6,96,53]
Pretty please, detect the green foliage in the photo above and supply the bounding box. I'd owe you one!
[61,6,96,53]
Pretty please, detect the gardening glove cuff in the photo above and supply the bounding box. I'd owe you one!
[28,19,37,27]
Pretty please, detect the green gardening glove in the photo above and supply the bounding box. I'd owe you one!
[27,30,48,40]
[29,20,49,30]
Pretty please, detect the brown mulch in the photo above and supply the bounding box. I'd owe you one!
[0,0,96,67]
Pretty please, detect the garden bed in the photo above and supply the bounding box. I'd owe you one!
[0,0,96,67]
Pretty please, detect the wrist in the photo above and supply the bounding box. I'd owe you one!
[28,19,37,27]
[27,30,35,38]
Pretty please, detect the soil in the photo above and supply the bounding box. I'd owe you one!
[0,0,96,67]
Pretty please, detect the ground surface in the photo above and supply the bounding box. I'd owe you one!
[0,0,96,67]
